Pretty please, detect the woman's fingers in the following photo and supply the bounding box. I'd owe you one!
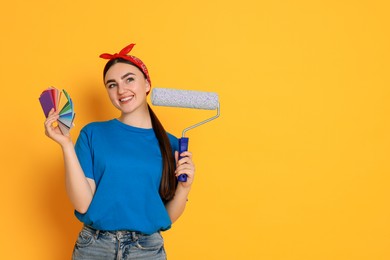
[45,115,58,127]
[43,108,72,146]
[45,117,58,132]
[179,151,192,160]
[175,151,195,178]
[176,152,194,168]
[174,150,195,185]
[44,109,61,136]
[45,109,58,125]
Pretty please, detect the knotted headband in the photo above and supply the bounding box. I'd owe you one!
[99,43,151,86]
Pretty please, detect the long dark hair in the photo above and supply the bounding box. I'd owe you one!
[103,58,177,202]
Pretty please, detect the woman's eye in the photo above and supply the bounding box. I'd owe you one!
[126,77,134,83]
[107,83,116,89]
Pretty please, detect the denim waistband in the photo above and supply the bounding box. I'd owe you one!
[83,225,148,240]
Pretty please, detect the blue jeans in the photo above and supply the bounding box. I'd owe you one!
[72,225,167,260]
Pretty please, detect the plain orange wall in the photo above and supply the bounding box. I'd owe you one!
[1,1,389,259]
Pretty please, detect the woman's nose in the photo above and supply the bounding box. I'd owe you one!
[117,83,126,94]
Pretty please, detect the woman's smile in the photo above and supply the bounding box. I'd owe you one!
[119,95,134,103]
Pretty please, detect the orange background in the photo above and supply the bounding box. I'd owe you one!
[1,1,389,259]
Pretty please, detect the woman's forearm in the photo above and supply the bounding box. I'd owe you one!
[165,185,191,223]
[62,142,95,214]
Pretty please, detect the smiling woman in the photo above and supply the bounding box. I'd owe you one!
[43,43,196,260]
[104,62,151,119]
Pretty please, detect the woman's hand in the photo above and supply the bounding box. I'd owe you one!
[175,151,195,188]
[44,108,72,146]
[166,151,195,222]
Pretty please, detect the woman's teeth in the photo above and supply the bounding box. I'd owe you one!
[120,96,133,102]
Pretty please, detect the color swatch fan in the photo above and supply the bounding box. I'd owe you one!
[39,87,75,135]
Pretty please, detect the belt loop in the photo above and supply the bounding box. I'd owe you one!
[131,231,138,242]
[94,229,100,239]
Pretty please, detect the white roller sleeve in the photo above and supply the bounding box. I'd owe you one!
[151,88,219,110]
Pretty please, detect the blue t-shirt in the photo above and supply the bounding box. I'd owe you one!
[74,119,178,234]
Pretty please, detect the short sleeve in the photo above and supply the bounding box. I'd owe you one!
[167,133,179,154]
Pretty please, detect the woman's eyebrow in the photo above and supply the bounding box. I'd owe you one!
[105,72,136,85]
[105,79,116,85]
[121,72,136,80]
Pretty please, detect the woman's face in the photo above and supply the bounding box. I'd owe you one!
[104,62,151,115]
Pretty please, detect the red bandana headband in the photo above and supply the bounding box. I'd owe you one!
[99,43,151,86]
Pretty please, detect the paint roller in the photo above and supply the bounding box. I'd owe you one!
[151,88,220,182]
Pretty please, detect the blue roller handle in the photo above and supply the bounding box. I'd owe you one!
[178,137,189,182]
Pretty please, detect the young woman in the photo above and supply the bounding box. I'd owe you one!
[44,43,195,259]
